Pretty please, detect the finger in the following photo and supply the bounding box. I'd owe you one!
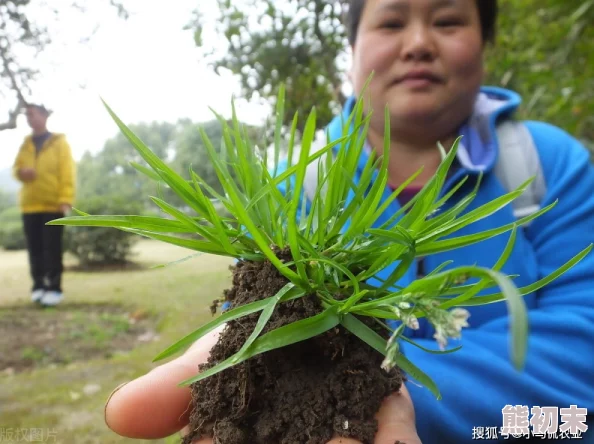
[105,326,224,439]
[375,386,420,444]
[177,425,213,444]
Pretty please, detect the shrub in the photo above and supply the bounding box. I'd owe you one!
[0,222,26,250]
[65,196,143,266]
[0,207,26,251]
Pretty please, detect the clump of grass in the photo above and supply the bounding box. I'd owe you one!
[50,84,591,399]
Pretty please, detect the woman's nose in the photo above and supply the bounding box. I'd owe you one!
[401,24,437,62]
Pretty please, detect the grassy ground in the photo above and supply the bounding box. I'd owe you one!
[0,239,234,443]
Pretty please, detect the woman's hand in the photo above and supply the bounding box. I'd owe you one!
[18,167,36,182]
[104,326,421,444]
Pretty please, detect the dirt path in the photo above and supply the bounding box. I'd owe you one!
[0,240,234,443]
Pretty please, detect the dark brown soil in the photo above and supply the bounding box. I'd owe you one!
[0,302,158,373]
[184,252,403,444]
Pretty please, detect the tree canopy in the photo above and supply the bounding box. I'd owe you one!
[192,0,593,144]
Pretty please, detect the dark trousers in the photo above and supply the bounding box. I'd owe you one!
[22,212,64,292]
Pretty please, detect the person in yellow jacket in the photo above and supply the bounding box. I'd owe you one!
[12,104,75,307]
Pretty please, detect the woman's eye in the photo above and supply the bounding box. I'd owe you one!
[382,20,404,29]
[435,18,463,27]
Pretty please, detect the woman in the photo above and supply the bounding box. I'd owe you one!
[104,0,594,442]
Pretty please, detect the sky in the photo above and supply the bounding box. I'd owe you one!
[0,0,271,171]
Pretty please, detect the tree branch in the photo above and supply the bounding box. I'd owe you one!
[0,97,25,131]
[0,37,28,131]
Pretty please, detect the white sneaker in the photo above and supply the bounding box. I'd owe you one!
[40,291,64,307]
[31,289,45,303]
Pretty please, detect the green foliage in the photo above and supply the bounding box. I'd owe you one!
[192,0,348,131]
[0,223,26,251]
[484,0,594,142]
[193,0,593,144]
[50,86,592,399]
[0,206,26,250]
[0,189,16,213]
[64,196,143,267]
[76,122,178,204]
[171,118,265,197]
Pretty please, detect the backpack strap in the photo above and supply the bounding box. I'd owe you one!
[493,120,546,219]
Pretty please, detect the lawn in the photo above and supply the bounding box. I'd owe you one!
[0,239,234,443]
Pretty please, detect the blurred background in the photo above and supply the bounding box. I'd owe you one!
[0,0,592,442]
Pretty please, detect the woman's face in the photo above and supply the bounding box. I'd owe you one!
[350,0,485,141]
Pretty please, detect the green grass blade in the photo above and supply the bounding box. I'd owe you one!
[378,246,416,292]
[245,304,340,356]
[149,196,227,246]
[393,352,441,399]
[417,179,533,244]
[340,290,370,313]
[179,172,238,255]
[341,313,387,355]
[286,108,318,282]
[179,305,341,385]
[419,177,477,236]
[458,244,593,306]
[429,175,471,214]
[122,228,233,256]
[367,227,414,246]
[48,215,197,233]
[416,202,557,256]
[399,138,461,232]
[481,268,527,370]
[200,127,303,285]
[235,283,303,357]
[153,289,307,362]
[130,161,162,181]
[400,336,462,354]
[341,314,441,399]
[151,252,203,269]
[439,227,518,309]
[406,264,526,369]
[102,101,210,217]
[369,167,424,227]
[425,261,455,277]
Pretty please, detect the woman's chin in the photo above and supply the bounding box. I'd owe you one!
[390,106,443,125]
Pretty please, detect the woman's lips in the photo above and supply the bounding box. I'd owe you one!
[394,70,443,89]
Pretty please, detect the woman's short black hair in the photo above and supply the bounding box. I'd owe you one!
[345,0,498,46]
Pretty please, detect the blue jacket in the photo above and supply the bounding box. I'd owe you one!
[320,87,594,442]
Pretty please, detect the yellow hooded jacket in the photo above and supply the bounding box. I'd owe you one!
[13,133,76,214]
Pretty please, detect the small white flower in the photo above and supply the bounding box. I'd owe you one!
[433,327,448,350]
[405,314,419,330]
[398,302,411,309]
[381,343,399,372]
[430,308,471,350]
[450,308,470,333]
[390,306,401,318]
